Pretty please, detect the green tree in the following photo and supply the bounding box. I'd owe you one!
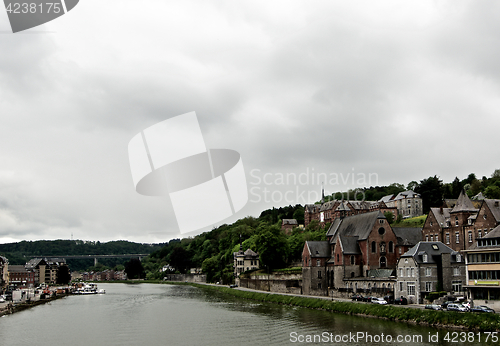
[56,265,71,285]
[124,258,145,279]
[255,226,289,271]
[384,211,394,224]
[484,185,500,199]
[201,255,220,283]
[168,246,191,274]
[415,176,443,214]
[292,207,305,225]
[407,181,418,191]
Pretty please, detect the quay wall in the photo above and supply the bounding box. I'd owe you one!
[164,274,206,283]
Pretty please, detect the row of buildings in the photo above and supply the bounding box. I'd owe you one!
[0,257,69,291]
[77,269,127,282]
[302,190,423,229]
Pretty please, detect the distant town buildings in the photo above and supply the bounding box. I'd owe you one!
[0,255,8,290]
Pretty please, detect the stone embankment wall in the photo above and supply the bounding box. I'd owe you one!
[164,274,206,283]
[238,272,302,295]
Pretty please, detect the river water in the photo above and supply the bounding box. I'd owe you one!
[0,283,489,346]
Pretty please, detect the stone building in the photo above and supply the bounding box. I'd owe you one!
[422,190,500,252]
[380,190,423,219]
[396,241,465,304]
[304,199,397,229]
[0,255,8,290]
[233,247,259,277]
[25,257,68,285]
[281,219,298,235]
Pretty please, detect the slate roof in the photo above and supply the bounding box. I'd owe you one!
[326,211,386,243]
[336,200,351,211]
[473,192,486,200]
[25,258,46,270]
[234,248,259,259]
[379,194,394,203]
[483,199,500,222]
[305,241,330,258]
[430,207,451,227]
[0,255,7,264]
[393,190,420,200]
[282,219,298,225]
[467,224,500,250]
[319,200,337,212]
[451,190,478,213]
[482,224,500,239]
[392,227,423,246]
[366,269,395,277]
[401,241,457,264]
[338,235,360,254]
[8,265,30,273]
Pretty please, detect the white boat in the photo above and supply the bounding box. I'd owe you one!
[73,283,100,295]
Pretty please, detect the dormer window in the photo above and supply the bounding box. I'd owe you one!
[456,254,461,262]
[423,253,428,262]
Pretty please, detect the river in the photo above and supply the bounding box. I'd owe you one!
[0,283,490,345]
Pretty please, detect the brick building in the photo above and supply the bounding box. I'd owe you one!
[422,190,500,252]
[302,211,419,297]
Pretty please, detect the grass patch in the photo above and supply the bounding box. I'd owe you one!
[392,215,427,228]
[168,282,500,331]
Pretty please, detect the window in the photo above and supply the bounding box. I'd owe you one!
[425,282,433,292]
[425,267,431,276]
[430,235,434,241]
[478,230,482,238]
[484,214,487,220]
[378,227,385,235]
[430,221,433,226]
[435,234,439,241]
[455,216,459,226]
[318,283,322,289]
[406,268,410,277]
[350,255,355,265]
[456,254,461,262]
[423,253,428,262]
[389,241,394,253]
[316,259,321,267]
[379,219,384,224]
[399,247,402,254]
[411,268,415,277]
[337,254,340,262]
[351,272,355,278]
[452,281,462,292]
[446,233,450,244]
[318,271,322,278]
[453,267,460,276]
[371,241,376,253]
[468,231,472,243]
[399,282,403,292]
[407,282,415,296]
[380,242,386,253]
[425,235,429,241]
[455,232,460,244]
[399,268,403,277]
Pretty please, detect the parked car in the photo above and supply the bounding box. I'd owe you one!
[351,294,365,302]
[363,296,375,302]
[229,284,238,288]
[425,304,442,311]
[441,301,455,309]
[394,297,408,305]
[446,303,468,312]
[371,297,388,305]
[384,295,394,304]
[470,305,495,313]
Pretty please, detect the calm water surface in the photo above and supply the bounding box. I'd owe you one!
[0,283,486,346]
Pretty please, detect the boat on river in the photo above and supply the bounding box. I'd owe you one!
[73,283,105,295]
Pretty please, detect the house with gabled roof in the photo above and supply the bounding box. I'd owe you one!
[422,190,500,252]
[379,190,423,218]
[396,241,465,304]
[233,247,259,277]
[302,211,416,297]
[281,219,298,235]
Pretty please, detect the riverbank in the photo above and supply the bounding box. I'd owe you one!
[0,294,69,317]
[163,281,500,331]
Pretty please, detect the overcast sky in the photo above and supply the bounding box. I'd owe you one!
[0,0,499,244]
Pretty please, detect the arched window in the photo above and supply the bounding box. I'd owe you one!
[371,241,376,253]
[350,255,355,265]
[380,256,387,268]
[388,241,394,253]
[380,242,386,253]
[337,254,340,262]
